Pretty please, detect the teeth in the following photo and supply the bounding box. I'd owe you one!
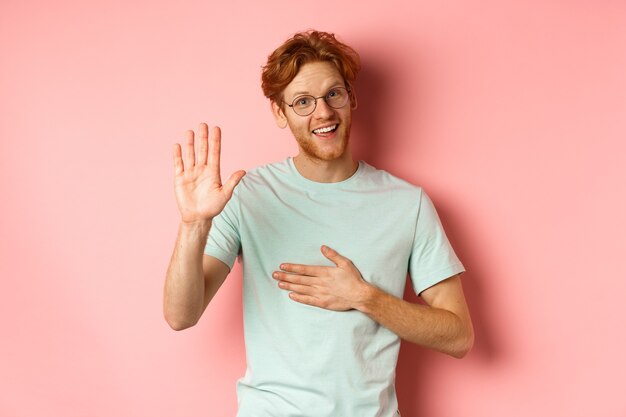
[313,124,337,134]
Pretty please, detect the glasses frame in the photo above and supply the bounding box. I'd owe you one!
[284,86,352,117]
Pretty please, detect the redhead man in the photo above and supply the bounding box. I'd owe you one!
[164,30,473,417]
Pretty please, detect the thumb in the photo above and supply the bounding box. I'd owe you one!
[321,245,349,267]
[222,170,246,197]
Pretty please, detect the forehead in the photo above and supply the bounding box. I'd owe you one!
[284,61,344,97]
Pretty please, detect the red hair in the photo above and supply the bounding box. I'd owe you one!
[261,30,361,103]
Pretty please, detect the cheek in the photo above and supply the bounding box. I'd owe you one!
[288,119,312,135]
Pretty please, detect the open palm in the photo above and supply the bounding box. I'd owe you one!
[173,123,245,224]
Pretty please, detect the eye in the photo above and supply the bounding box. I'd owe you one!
[327,89,339,98]
[294,96,313,107]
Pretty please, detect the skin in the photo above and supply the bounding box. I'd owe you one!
[271,61,358,183]
[164,125,244,330]
[164,61,474,358]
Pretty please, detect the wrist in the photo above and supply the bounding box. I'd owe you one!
[179,218,212,234]
[354,282,379,314]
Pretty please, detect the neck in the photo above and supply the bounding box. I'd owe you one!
[293,152,358,183]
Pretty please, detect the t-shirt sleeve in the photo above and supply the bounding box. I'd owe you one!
[408,189,465,295]
[204,189,242,270]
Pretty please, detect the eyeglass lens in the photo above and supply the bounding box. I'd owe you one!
[291,87,349,116]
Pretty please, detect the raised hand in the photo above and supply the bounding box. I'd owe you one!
[173,123,246,224]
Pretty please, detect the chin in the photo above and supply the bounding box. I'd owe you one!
[297,129,351,162]
[301,140,349,162]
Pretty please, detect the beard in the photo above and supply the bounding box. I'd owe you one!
[291,121,352,162]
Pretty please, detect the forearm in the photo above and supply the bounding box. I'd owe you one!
[163,220,211,330]
[357,284,474,358]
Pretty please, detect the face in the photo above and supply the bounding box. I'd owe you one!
[271,61,355,163]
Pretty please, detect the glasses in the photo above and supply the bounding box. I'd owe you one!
[284,87,351,116]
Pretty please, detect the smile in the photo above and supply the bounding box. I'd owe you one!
[312,124,338,134]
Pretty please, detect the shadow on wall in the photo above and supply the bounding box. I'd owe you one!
[350,61,385,165]
[350,41,425,172]
[351,44,500,413]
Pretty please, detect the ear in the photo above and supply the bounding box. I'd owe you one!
[271,100,288,129]
[349,87,358,111]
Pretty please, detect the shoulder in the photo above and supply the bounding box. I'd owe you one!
[358,161,424,198]
[232,158,292,196]
[239,159,290,184]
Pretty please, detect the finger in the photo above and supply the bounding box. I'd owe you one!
[320,245,349,267]
[173,143,184,175]
[185,129,195,168]
[197,123,209,165]
[272,271,318,285]
[208,126,221,178]
[279,263,326,276]
[222,170,246,197]
[288,292,321,307]
[277,281,315,295]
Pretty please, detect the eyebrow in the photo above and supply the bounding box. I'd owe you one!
[290,82,346,98]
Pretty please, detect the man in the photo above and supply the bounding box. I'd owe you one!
[164,30,473,417]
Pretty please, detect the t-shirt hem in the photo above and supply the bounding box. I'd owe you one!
[413,263,466,295]
[204,246,237,270]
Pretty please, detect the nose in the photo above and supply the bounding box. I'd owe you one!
[313,97,335,119]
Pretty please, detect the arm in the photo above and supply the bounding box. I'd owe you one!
[163,123,245,331]
[273,246,474,358]
[359,274,474,358]
[163,221,231,330]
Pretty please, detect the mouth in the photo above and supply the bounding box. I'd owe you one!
[312,124,339,136]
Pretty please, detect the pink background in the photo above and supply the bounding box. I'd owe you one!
[2,1,625,416]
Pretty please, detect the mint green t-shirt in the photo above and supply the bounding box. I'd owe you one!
[205,157,465,417]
